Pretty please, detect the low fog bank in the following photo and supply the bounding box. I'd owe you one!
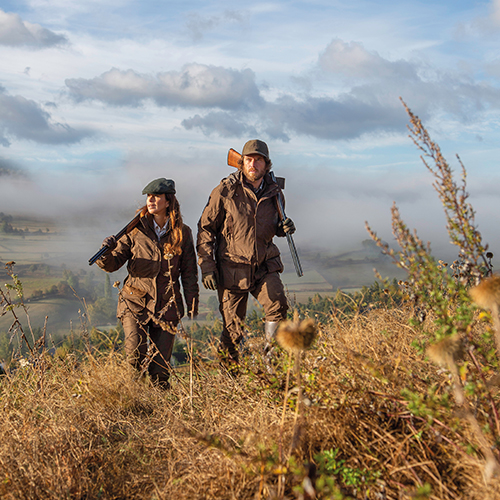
[1,154,500,273]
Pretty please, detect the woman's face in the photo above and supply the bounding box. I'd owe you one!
[147,193,169,216]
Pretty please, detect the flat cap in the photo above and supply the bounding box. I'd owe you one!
[242,139,269,159]
[142,178,176,195]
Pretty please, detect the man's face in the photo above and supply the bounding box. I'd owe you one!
[242,154,266,186]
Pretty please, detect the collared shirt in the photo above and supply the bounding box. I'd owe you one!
[243,178,265,199]
[153,218,170,241]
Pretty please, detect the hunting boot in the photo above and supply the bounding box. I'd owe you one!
[263,321,280,372]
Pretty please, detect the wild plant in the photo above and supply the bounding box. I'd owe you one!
[366,102,500,481]
[274,310,317,497]
[0,262,46,359]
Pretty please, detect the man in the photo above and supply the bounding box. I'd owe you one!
[197,139,295,363]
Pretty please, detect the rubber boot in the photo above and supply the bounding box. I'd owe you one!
[265,321,280,343]
[263,321,280,372]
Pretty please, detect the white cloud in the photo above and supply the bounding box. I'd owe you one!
[182,111,257,138]
[59,35,500,145]
[492,0,500,26]
[318,39,418,81]
[65,64,262,109]
[184,10,244,41]
[0,9,68,48]
[0,87,93,146]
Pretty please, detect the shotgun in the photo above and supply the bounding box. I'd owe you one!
[88,212,143,266]
[227,148,303,277]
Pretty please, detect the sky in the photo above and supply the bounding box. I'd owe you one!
[1,0,500,265]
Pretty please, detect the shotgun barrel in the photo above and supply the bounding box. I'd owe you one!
[269,172,303,277]
[88,212,142,266]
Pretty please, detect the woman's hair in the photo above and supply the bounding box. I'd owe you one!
[137,193,184,256]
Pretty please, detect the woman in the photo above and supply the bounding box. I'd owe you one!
[97,178,199,388]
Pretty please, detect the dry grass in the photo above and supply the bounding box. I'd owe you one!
[0,306,499,499]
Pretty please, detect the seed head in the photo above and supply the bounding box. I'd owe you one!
[427,334,462,368]
[469,275,500,311]
[276,316,317,353]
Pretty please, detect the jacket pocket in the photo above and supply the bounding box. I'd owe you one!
[221,264,252,291]
[265,244,284,274]
[120,284,147,311]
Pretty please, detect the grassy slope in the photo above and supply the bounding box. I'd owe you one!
[0,306,497,499]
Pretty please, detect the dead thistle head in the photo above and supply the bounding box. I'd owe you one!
[469,275,500,312]
[427,334,463,369]
[276,313,317,354]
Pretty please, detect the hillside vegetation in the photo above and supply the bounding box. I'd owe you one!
[1,104,500,499]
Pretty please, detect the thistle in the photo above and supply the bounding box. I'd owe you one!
[469,275,500,354]
[276,316,317,355]
[276,310,317,466]
[427,334,463,404]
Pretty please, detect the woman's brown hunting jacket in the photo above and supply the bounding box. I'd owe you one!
[97,215,199,322]
[197,170,285,291]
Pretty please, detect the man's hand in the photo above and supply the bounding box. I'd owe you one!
[281,218,296,235]
[101,235,117,250]
[202,272,218,290]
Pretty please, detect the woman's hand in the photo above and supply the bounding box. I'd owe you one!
[102,235,117,250]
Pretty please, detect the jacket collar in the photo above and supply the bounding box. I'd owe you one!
[228,170,280,199]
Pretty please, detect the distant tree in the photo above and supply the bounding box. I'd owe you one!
[87,297,116,325]
[104,274,113,299]
[67,274,79,292]
[207,295,219,311]
[57,282,72,296]
[1,221,12,233]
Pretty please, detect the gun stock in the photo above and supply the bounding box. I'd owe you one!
[227,148,241,168]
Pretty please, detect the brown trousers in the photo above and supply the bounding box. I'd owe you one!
[121,312,176,383]
[218,271,287,361]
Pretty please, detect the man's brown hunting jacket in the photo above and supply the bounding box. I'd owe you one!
[197,170,285,291]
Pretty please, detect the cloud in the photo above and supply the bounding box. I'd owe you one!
[262,95,407,141]
[491,0,500,27]
[63,38,500,144]
[314,38,500,123]
[66,64,262,109]
[0,88,93,146]
[318,39,418,81]
[0,158,29,178]
[182,111,257,138]
[185,10,244,41]
[0,9,68,48]
[467,0,500,32]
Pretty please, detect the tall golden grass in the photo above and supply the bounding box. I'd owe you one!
[0,302,498,499]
